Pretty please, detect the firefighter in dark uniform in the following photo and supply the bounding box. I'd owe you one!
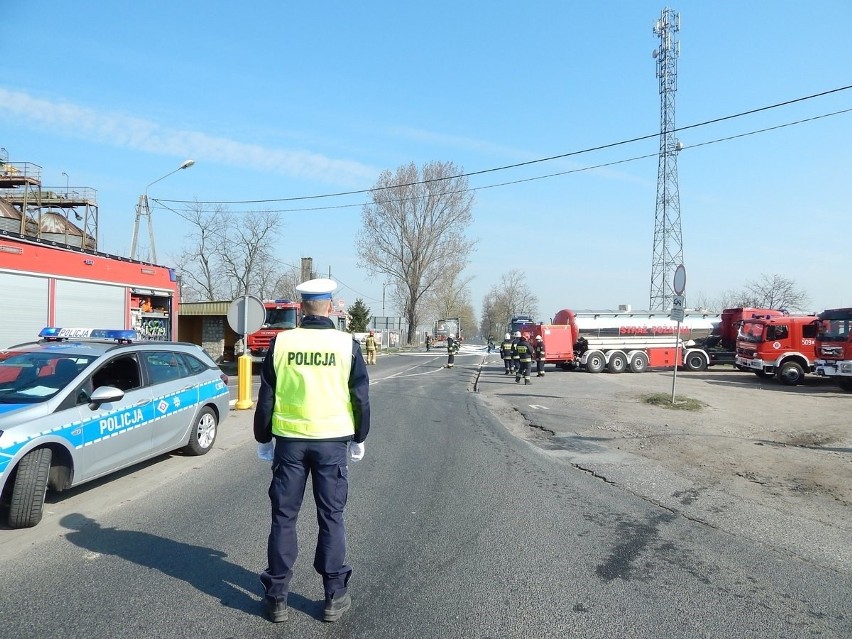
[446,333,458,368]
[510,330,522,373]
[500,332,514,375]
[514,332,534,385]
[254,278,371,624]
[534,334,546,377]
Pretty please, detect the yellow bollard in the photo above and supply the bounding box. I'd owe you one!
[235,353,255,410]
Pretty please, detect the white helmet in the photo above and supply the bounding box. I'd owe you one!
[449,334,455,339]
[504,333,511,340]
[535,335,543,341]
[513,331,521,338]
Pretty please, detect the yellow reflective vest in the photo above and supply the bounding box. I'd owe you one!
[270,327,355,439]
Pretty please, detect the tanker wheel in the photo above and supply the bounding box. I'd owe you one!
[607,352,627,374]
[585,352,606,374]
[684,352,708,372]
[777,361,805,386]
[629,352,649,373]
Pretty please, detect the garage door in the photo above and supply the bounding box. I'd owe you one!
[0,272,49,348]
[55,280,126,329]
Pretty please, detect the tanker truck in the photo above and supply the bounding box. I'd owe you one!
[527,307,784,374]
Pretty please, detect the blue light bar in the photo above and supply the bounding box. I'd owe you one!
[39,327,139,342]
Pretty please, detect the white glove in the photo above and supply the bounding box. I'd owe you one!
[256,441,275,462]
[349,441,365,462]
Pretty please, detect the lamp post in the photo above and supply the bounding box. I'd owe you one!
[130,159,195,262]
[61,171,69,196]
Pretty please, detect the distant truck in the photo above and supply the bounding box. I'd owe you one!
[734,314,818,385]
[432,318,460,348]
[525,307,786,374]
[813,307,852,391]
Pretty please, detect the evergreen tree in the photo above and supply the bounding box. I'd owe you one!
[348,298,372,333]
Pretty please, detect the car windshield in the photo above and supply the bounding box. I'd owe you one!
[265,308,297,329]
[738,321,765,343]
[817,318,852,342]
[0,351,97,404]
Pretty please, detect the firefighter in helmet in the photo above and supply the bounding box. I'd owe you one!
[500,332,514,375]
[446,333,459,368]
[534,334,546,377]
[364,330,377,365]
[510,331,522,374]
[514,332,534,385]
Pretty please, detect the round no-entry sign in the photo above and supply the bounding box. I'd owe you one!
[673,264,686,295]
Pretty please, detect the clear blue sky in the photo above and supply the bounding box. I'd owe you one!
[2,1,851,320]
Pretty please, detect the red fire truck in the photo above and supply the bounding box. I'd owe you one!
[526,307,784,374]
[0,235,179,348]
[734,314,818,385]
[813,307,852,391]
[245,299,301,360]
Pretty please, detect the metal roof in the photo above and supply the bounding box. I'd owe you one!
[179,301,231,316]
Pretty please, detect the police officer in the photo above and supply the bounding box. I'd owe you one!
[514,332,534,385]
[500,332,514,375]
[364,330,377,365]
[446,333,458,368]
[510,331,522,374]
[534,334,546,377]
[253,278,370,624]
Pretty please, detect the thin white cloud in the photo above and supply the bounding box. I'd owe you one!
[0,88,377,186]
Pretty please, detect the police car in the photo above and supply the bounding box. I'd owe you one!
[0,328,231,528]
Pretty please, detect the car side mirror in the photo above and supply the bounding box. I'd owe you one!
[88,385,125,409]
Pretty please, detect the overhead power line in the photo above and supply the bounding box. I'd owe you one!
[152,105,852,216]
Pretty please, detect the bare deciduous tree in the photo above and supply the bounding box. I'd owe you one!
[356,161,475,344]
[174,204,285,302]
[695,274,809,313]
[480,270,538,337]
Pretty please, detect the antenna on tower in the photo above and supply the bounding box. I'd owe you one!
[649,7,684,311]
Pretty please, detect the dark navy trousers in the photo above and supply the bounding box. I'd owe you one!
[261,438,351,602]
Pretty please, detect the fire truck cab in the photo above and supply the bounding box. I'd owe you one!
[734,314,818,385]
[245,299,301,360]
[814,307,852,391]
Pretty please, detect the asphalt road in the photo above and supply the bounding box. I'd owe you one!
[0,348,849,637]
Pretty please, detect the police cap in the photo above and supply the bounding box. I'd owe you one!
[295,278,337,301]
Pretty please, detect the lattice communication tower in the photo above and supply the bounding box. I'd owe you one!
[649,7,684,311]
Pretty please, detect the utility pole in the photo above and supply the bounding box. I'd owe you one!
[649,7,684,311]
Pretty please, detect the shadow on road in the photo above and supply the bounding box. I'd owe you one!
[59,513,318,618]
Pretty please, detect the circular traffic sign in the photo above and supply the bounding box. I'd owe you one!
[673,264,686,295]
[227,295,266,335]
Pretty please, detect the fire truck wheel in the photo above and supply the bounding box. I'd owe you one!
[754,370,771,379]
[607,352,627,374]
[777,361,805,386]
[837,377,852,392]
[8,447,52,528]
[629,352,649,373]
[684,352,708,372]
[182,407,218,456]
[585,351,606,374]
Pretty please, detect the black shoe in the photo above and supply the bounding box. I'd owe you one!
[524,379,531,385]
[323,592,351,622]
[265,598,288,623]
[515,377,520,383]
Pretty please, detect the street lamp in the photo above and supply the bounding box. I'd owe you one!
[130,159,195,262]
[61,171,69,196]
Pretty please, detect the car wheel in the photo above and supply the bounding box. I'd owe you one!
[182,407,218,456]
[777,361,805,386]
[607,352,627,373]
[585,351,606,374]
[629,352,649,373]
[8,447,52,528]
